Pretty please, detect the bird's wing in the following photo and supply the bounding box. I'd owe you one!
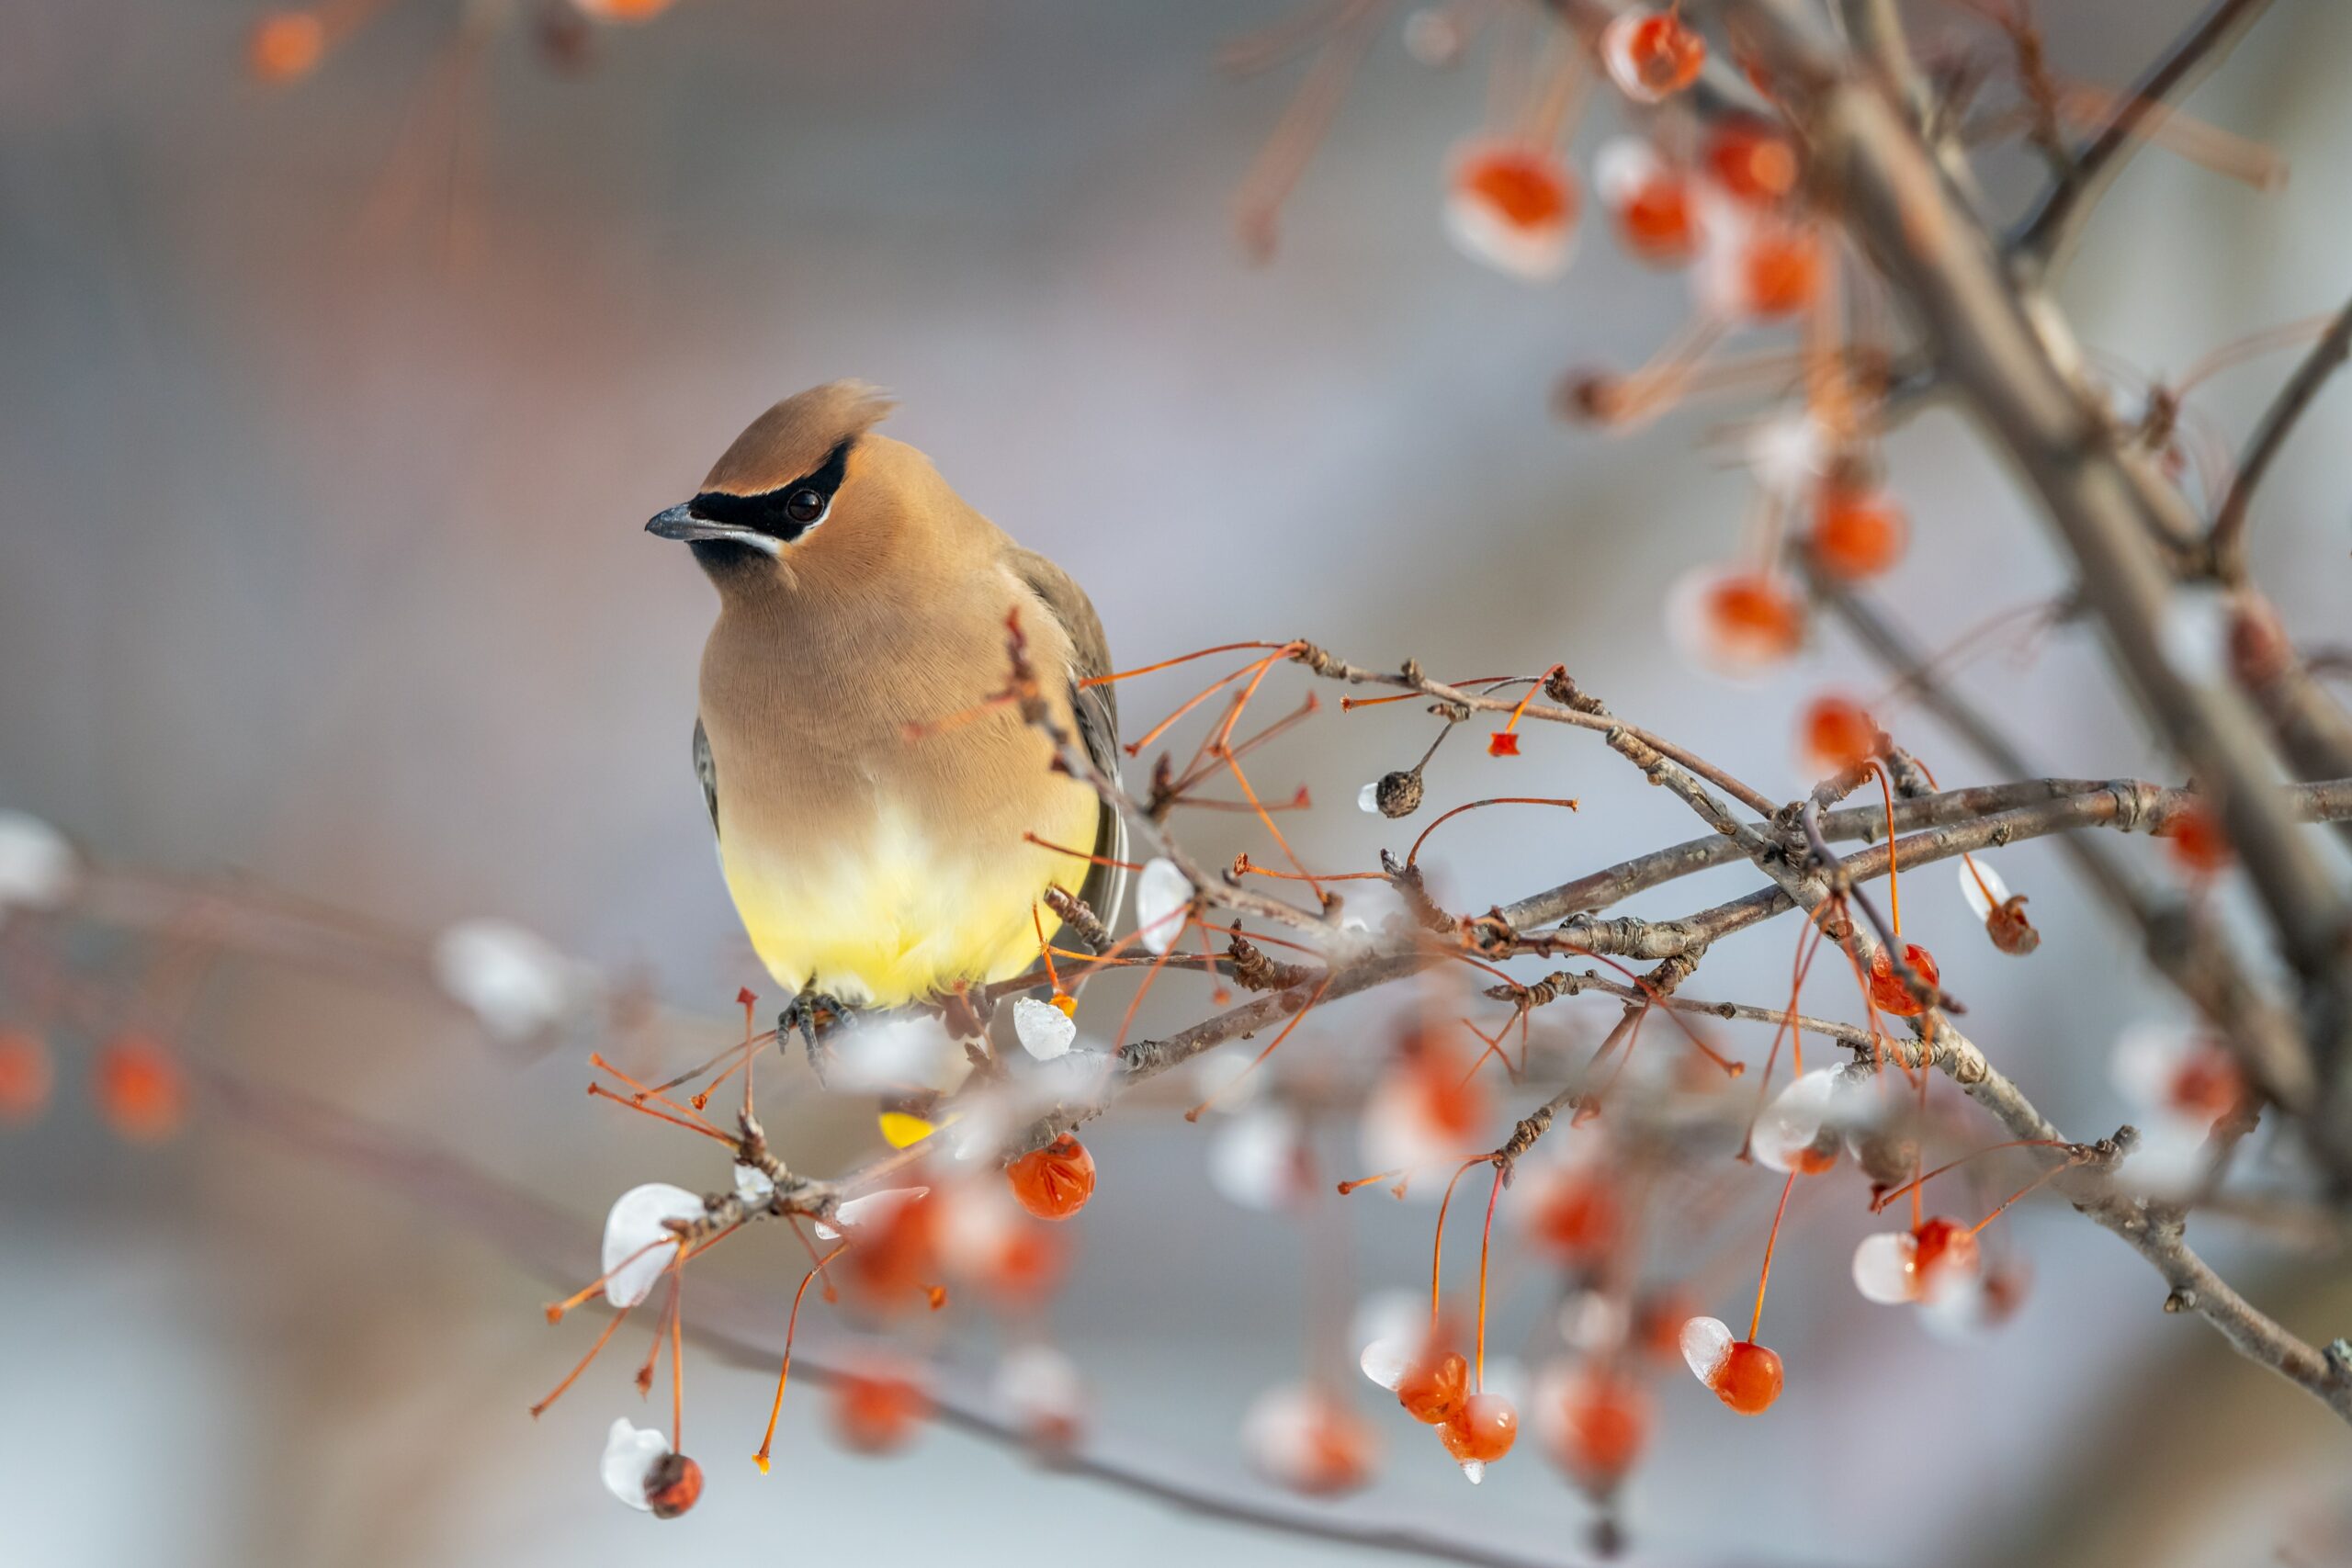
[693,717,721,841]
[1010,547,1128,945]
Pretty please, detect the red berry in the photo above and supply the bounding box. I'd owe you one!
[1008,1134,1096,1221]
[833,1367,930,1454]
[2161,802,2231,876]
[1799,694,1877,777]
[1705,118,1801,205]
[1867,943,1939,1018]
[93,1034,187,1143]
[1809,483,1908,580]
[1548,1367,1649,1487]
[0,1029,54,1124]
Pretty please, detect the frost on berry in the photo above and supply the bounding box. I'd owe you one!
[934,1180,1065,1303]
[1596,138,1701,267]
[1741,411,1831,500]
[1922,1256,2030,1342]
[1012,996,1077,1061]
[1855,1220,1981,1307]
[1134,857,1193,955]
[994,1344,1087,1450]
[1241,1383,1377,1496]
[1696,211,1824,321]
[1959,858,2040,955]
[1600,7,1707,104]
[601,1183,701,1307]
[1360,1031,1491,1179]
[0,809,77,917]
[1750,1067,1853,1175]
[431,918,584,1043]
[2111,1021,2246,1194]
[1444,140,1579,282]
[1681,1317,1781,1415]
[601,1418,697,1517]
[1209,1106,1311,1211]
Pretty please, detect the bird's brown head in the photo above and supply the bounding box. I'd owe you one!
[647,381,967,594]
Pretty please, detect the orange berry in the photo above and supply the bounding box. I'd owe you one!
[1438,1391,1519,1469]
[2161,801,2231,877]
[644,1451,702,1518]
[1711,1340,1782,1415]
[1703,571,1805,667]
[832,1367,930,1454]
[1705,118,1801,205]
[1867,943,1939,1018]
[1984,895,2041,956]
[0,1029,54,1124]
[1528,1170,1618,1263]
[248,10,325,83]
[1616,172,1698,265]
[2168,1045,2245,1122]
[1737,223,1824,318]
[839,1190,941,1307]
[1487,730,1521,757]
[1008,1134,1096,1221]
[1799,694,1877,777]
[1547,1367,1649,1487]
[1602,9,1706,102]
[1910,1216,1979,1287]
[1446,142,1580,281]
[93,1034,187,1143]
[1809,483,1908,580]
[1395,1346,1469,1427]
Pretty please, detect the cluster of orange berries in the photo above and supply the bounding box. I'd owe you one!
[0,1027,188,1144]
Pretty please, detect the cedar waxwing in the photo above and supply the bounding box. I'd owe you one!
[646,382,1127,1048]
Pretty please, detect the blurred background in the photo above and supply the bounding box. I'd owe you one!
[5,1,2351,1564]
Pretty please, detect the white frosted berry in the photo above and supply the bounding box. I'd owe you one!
[602,1182,702,1307]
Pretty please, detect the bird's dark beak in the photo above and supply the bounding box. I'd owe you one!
[645,502,757,544]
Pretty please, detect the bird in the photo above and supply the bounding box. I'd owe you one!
[645,381,1127,1062]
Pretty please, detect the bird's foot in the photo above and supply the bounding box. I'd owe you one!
[779,987,853,1088]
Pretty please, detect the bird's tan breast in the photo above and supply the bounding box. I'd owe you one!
[695,570,1099,1006]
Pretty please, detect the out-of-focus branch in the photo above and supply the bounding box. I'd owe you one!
[2006,0,2278,272]
[2211,290,2352,583]
[194,1062,1761,1568]
[1732,0,2352,1162]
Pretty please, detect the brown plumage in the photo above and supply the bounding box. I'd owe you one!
[647,382,1125,1014]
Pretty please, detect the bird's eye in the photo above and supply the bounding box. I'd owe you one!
[785,488,829,526]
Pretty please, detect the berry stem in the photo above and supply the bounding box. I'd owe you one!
[1747,1170,1799,1345]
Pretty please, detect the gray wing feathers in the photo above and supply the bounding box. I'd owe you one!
[693,718,720,840]
[1009,548,1128,947]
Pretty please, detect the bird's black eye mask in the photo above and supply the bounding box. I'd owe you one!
[688,436,855,545]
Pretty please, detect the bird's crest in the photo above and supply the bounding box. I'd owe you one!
[702,381,898,497]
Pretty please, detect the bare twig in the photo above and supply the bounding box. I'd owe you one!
[2211,290,2352,582]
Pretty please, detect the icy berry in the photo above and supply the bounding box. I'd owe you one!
[645,1451,702,1517]
[1445,141,1579,282]
[1438,1391,1519,1482]
[1597,138,1701,265]
[1541,1363,1650,1487]
[1679,1316,1781,1415]
[1396,1347,1470,1427]
[1008,1134,1096,1221]
[1600,7,1706,103]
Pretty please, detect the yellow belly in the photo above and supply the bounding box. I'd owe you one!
[717,793,1099,1009]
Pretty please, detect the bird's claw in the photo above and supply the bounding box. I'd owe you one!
[780,987,851,1088]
